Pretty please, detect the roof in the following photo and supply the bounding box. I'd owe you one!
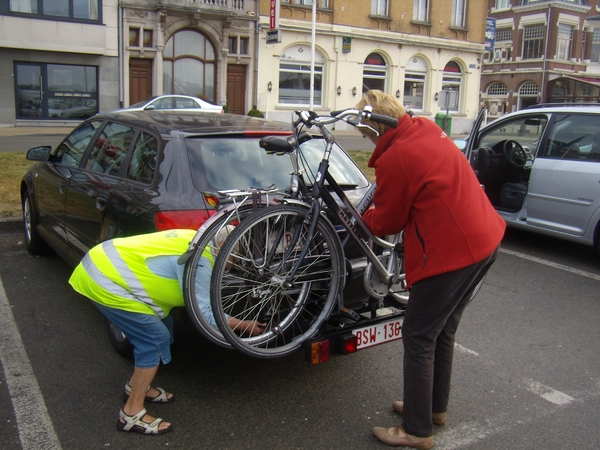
[92,110,293,137]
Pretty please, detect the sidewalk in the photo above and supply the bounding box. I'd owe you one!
[0,126,74,137]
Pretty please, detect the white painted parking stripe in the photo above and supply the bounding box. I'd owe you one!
[500,248,600,282]
[0,276,62,450]
[454,343,480,356]
[523,379,575,406]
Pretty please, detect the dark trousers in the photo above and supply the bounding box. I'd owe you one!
[401,247,499,437]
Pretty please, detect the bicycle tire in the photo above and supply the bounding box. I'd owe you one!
[183,205,259,348]
[210,204,344,358]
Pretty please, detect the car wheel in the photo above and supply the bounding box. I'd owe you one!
[22,189,48,254]
[105,318,134,358]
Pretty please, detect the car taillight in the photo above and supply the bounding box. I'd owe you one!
[154,210,215,231]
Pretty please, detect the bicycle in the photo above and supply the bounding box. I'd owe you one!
[207,107,411,358]
[180,187,285,348]
[180,127,337,348]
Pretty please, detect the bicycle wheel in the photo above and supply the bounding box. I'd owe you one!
[183,205,258,348]
[210,204,344,358]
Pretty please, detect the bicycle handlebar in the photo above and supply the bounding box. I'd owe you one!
[295,108,398,130]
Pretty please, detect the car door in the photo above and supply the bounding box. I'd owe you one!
[526,113,600,237]
[35,121,103,254]
[64,121,135,260]
[469,112,548,214]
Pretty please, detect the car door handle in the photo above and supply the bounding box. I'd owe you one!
[96,197,107,211]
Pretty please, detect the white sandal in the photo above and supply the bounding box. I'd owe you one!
[123,382,173,403]
[116,408,172,435]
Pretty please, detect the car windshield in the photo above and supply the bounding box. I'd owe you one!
[185,136,368,192]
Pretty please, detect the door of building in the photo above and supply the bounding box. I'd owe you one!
[129,59,152,106]
[227,64,246,115]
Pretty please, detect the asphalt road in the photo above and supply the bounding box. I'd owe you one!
[1,220,600,449]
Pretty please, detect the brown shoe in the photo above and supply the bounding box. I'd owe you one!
[373,424,433,449]
[392,401,448,426]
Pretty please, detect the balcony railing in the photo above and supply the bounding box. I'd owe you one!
[156,0,250,11]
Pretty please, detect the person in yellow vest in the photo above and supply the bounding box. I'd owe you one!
[68,229,264,435]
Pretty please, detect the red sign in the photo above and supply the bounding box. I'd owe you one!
[270,0,277,30]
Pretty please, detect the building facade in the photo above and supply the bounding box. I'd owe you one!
[0,0,119,126]
[0,0,260,126]
[257,0,488,133]
[1,1,488,133]
[483,0,600,121]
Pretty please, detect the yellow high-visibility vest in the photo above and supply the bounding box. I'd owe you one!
[69,229,213,318]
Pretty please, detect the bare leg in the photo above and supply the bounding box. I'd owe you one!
[122,366,170,431]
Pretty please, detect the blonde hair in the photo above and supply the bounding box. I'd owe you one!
[354,90,406,139]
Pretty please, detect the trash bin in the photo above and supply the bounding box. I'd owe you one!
[435,112,452,135]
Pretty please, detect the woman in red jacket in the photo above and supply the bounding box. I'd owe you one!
[357,91,505,449]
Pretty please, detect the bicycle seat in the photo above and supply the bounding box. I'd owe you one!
[259,132,312,155]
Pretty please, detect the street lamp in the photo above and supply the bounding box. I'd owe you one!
[267,81,273,92]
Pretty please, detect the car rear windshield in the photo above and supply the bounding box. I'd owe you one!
[185,136,368,192]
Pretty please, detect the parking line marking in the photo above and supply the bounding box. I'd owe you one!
[454,343,479,356]
[499,248,600,282]
[523,379,575,406]
[0,276,62,450]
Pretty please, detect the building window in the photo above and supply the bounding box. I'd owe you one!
[362,53,387,94]
[591,29,600,63]
[8,0,100,21]
[129,28,152,48]
[556,24,574,61]
[518,81,539,109]
[522,24,545,59]
[371,0,388,16]
[403,56,427,111]
[442,61,462,112]
[451,0,466,28]
[228,36,250,55]
[495,0,510,9]
[129,28,140,47]
[14,62,98,120]
[496,28,512,42]
[143,30,153,48]
[413,0,429,22]
[163,29,217,102]
[487,82,508,96]
[278,45,324,106]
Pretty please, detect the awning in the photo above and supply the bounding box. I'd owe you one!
[553,75,600,88]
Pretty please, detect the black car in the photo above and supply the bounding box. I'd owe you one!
[21,110,370,267]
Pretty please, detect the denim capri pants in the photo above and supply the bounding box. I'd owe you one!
[94,302,174,368]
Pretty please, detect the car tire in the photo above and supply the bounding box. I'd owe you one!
[105,318,134,358]
[22,189,48,255]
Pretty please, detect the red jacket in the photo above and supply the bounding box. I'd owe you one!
[363,114,505,286]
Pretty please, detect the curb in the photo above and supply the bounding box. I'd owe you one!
[0,217,22,232]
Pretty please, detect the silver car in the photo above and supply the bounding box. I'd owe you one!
[462,105,600,255]
[124,95,224,113]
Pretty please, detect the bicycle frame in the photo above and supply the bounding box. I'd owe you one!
[284,110,404,296]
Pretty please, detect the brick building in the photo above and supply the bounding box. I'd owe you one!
[482,0,600,121]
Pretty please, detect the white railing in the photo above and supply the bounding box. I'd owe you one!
[158,0,248,11]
